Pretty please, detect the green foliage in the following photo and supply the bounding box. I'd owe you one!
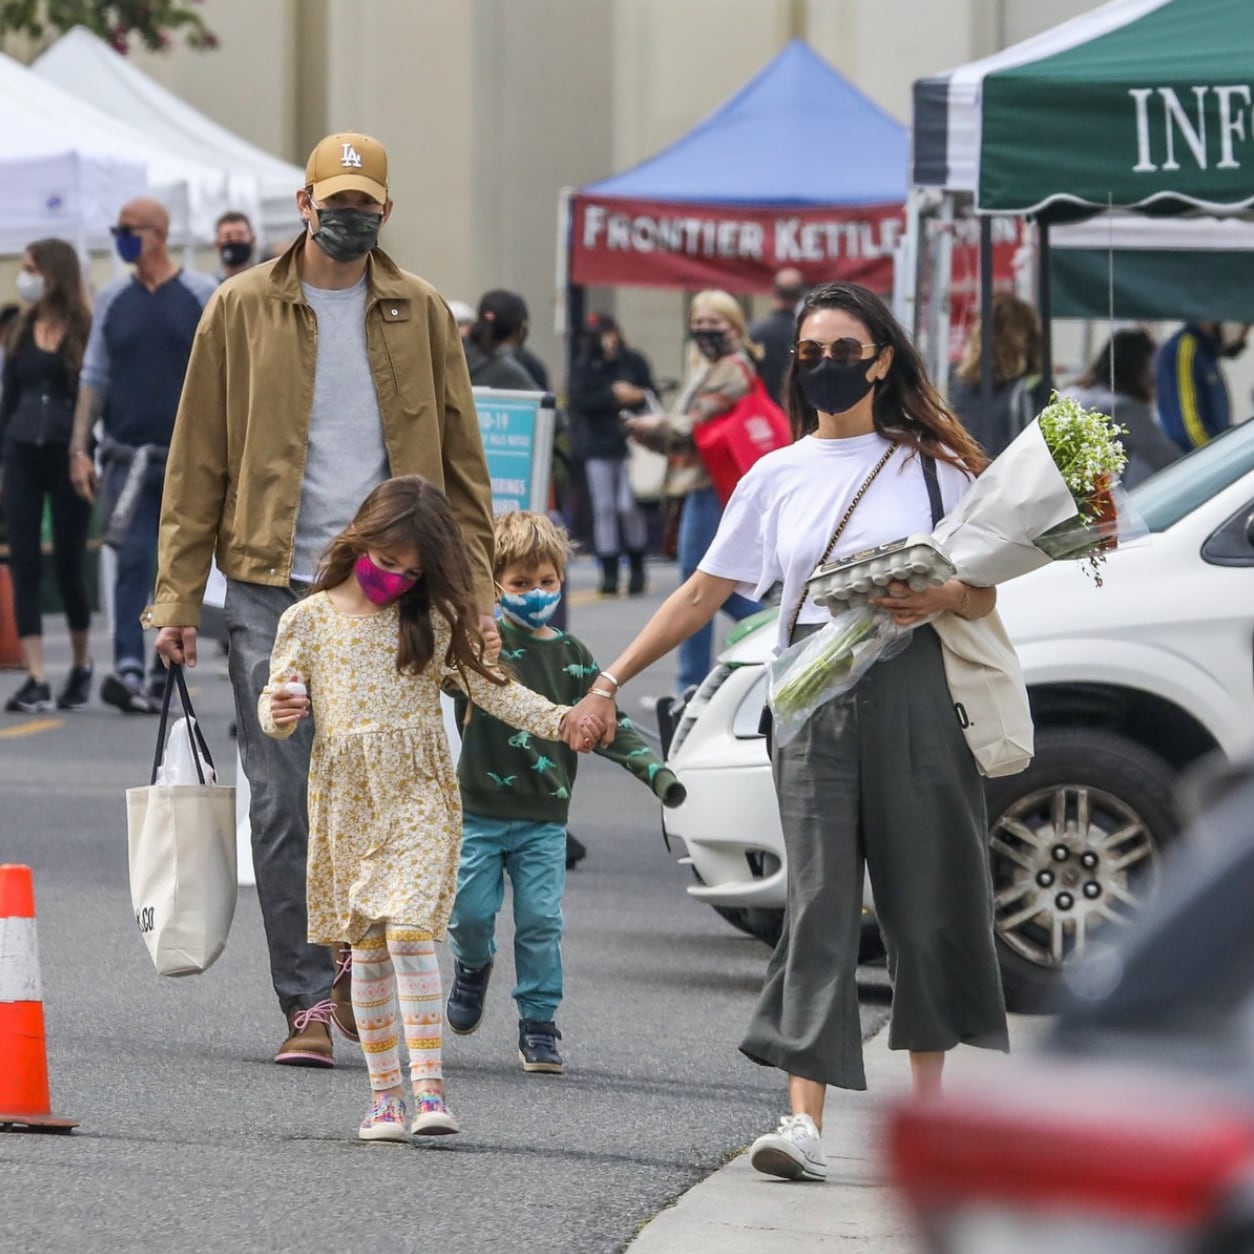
[0,0,218,54]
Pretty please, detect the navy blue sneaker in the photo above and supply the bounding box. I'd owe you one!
[518,1019,563,1074]
[446,959,492,1035]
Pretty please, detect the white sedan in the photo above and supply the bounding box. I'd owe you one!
[659,422,1254,1010]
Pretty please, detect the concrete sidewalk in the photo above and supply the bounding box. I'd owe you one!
[628,1015,1045,1252]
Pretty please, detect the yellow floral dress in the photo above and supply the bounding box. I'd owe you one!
[258,593,567,945]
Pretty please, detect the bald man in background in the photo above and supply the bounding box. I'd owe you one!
[749,266,808,405]
[69,197,217,713]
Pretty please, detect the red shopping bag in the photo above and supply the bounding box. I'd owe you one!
[692,376,792,502]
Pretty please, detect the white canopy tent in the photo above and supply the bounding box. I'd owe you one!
[33,28,304,246]
[0,48,255,252]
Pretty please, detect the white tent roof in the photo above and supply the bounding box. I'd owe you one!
[0,47,255,248]
[33,28,303,243]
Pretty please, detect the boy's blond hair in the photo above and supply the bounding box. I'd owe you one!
[493,511,573,581]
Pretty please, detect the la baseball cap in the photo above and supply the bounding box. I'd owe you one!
[305,132,388,203]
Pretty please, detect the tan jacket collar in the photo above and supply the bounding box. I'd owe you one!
[267,233,411,305]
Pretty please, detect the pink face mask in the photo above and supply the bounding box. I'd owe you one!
[354,553,417,605]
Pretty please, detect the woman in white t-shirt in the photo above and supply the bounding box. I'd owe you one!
[567,282,1008,1183]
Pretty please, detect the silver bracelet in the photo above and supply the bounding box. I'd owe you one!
[589,687,617,701]
[599,670,622,691]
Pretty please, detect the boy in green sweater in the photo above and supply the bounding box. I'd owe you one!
[447,511,684,1073]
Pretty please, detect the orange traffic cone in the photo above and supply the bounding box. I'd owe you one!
[0,865,76,1133]
[0,566,21,669]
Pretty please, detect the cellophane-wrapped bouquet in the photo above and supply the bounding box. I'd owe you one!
[768,395,1142,747]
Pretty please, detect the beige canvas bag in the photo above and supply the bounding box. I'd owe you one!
[126,666,237,976]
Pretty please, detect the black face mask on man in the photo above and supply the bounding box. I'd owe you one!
[691,328,728,361]
[797,355,880,416]
[218,240,254,269]
[308,204,382,263]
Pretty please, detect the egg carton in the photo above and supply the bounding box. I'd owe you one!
[806,534,955,610]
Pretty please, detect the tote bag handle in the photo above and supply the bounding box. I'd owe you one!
[149,664,216,786]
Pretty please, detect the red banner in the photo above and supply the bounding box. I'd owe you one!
[570,195,905,293]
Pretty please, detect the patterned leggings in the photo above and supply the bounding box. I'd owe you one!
[352,923,443,1092]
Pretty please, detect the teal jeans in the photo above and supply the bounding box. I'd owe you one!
[448,814,567,1022]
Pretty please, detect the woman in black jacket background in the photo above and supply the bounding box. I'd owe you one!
[568,313,656,595]
[1,238,94,712]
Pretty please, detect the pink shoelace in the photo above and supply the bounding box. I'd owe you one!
[333,949,353,986]
[293,999,337,1032]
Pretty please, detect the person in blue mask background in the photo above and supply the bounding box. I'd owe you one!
[446,510,684,1076]
[68,197,217,714]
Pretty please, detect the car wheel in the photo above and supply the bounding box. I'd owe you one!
[713,904,783,945]
[983,728,1177,1014]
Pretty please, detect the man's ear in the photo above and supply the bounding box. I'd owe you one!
[295,189,316,231]
[380,198,394,227]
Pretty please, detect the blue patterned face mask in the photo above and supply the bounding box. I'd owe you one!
[497,584,562,631]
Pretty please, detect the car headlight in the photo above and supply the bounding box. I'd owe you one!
[731,668,769,739]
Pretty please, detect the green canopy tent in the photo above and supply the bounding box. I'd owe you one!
[910,0,1254,379]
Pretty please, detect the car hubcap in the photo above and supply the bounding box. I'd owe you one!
[989,784,1159,969]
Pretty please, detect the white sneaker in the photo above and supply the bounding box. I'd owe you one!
[748,1113,828,1181]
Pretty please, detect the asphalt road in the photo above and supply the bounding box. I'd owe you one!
[0,559,889,1254]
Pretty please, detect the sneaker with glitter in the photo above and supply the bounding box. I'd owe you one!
[358,1093,410,1143]
[411,1090,460,1137]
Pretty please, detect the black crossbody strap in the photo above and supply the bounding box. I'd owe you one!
[785,442,899,645]
[921,454,945,528]
[149,664,214,786]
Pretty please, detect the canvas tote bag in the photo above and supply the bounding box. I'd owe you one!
[126,665,237,976]
[932,609,1034,778]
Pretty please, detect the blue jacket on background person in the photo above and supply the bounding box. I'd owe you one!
[1156,323,1231,452]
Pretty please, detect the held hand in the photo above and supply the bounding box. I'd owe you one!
[479,615,502,667]
[155,625,199,668]
[870,579,965,627]
[69,452,96,503]
[567,692,618,748]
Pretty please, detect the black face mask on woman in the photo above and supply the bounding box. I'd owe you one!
[797,356,880,416]
[691,329,728,361]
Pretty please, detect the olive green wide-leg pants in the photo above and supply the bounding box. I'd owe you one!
[741,626,1008,1090]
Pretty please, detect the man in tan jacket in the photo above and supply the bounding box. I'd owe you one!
[144,132,497,1068]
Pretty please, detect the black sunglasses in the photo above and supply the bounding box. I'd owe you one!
[110,224,154,238]
[793,338,880,370]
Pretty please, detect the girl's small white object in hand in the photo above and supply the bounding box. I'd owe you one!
[271,676,310,725]
[281,680,307,698]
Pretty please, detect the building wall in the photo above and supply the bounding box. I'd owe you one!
[1,0,1117,385]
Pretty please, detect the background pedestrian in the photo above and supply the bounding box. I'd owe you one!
[568,312,655,596]
[68,196,217,714]
[948,292,1049,457]
[214,210,257,282]
[1156,320,1250,452]
[464,289,541,391]
[1069,329,1179,487]
[749,267,807,404]
[624,289,764,693]
[1,239,94,712]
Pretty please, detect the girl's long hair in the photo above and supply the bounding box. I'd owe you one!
[312,476,505,686]
[470,289,528,354]
[18,238,91,379]
[784,282,989,475]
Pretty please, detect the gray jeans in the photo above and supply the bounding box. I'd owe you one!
[585,456,647,557]
[224,578,332,1015]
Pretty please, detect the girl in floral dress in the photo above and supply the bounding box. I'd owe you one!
[259,476,601,1144]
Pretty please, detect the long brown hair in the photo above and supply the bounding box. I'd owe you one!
[784,282,989,475]
[18,239,91,379]
[954,292,1041,389]
[312,476,505,686]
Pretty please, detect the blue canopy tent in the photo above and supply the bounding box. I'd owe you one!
[564,40,910,297]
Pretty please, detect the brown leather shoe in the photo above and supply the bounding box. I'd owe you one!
[330,944,359,1043]
[274,1003,335,1067]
